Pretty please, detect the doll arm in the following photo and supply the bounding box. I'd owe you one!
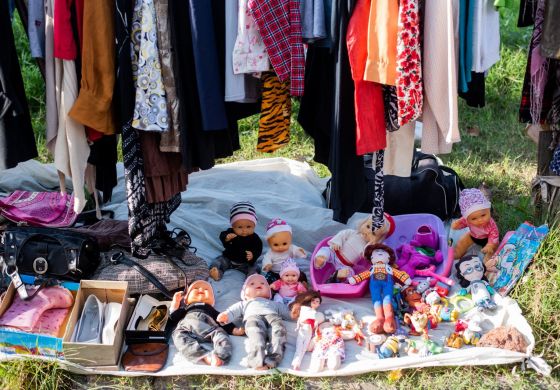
[292,245,307,258]
[252,235,264,260]
[348,270,371,285]
[328,229,353,250]
[458,286,471,296]
[487,219,500,245]
[451,217,468,230]
[262,251,273,270]
[218,302,244,324]
[297,283,307,293]
[270,280,282,291]
[485,281,495,295]
[219,229,235,245]
[392,268,411,290]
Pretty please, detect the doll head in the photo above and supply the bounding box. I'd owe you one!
[290,290,322,318]
[459,189,492,228]
[363,243,396,265]
[455,255,488,288]
[230,201,257,237]
[265,218,293,253]
[186,280,215,306]
[363,213,396,244]
[241,274,272,300]
[279,259,300,285]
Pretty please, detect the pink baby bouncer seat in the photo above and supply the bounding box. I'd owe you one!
[310,214,454,298]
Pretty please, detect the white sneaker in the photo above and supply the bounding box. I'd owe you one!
[101,302,122,345]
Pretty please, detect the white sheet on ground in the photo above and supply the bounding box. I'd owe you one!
[0,158,540,376]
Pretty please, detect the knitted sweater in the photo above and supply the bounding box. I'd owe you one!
[219,228,263,264]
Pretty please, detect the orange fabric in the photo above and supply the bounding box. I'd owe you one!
[347,0,386,154]
[69,0,116,135]
[364,0,398,85]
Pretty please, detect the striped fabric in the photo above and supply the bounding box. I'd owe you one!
[230,201,258,222]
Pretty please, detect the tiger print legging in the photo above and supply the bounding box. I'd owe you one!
[257,72,291,153]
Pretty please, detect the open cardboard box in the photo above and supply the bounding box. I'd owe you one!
[0,280,79,358]
[63,280,129,369]
[125,294,171,344]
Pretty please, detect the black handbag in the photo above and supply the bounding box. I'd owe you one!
[1,226,100,282]
[360,151,464,221]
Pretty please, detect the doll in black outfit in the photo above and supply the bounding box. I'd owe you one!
[209,201,263,281]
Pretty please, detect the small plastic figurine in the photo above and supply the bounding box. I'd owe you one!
[313,214,395,282]
[270,259,307,305]
[377,335,406,359]
[406,339,444,357]
[170,281,244,366]
[309,321,345,372]
[396,225,443,278]
[324,308,366,345]
[403,311,438,339]
[262,218,307,284]
[217,274,294,370]
[290,290,325,370]
[446,318,482,348]
[402,286,430,313]
[348,244,411,334]
[455,255,498,312]
[210,201,263,281]
[451,189,499,263]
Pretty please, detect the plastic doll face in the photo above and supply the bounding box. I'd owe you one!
[458,256,484,281]
[281,271,299,285]
[310,297,321,310]
[358,219,375,241]
[466,208,491,227]
[244,276,271,299]
[370,248,390,264]
[186,283,214,305]
[268,231,292,253]
[231,219,256,237]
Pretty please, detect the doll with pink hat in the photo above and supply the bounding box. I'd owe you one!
[270,259,307,305]
[217,274,295,370]
[261,218,307,284]
[451,188,500,263]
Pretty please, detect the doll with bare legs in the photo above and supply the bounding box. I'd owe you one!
[289,290,325,370]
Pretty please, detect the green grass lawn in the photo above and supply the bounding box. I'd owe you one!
[1,3,559,389]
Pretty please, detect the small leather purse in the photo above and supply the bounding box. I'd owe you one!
[121,343,169,373]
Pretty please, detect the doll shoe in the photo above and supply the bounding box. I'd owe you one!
[75,295,104,344]
[101,302,122,345]
[136,305,168,331]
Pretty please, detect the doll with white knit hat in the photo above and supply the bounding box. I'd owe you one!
[270,259,307,305]
[451,188,500,263]
[261,218,307,284]
[209,201,263,281]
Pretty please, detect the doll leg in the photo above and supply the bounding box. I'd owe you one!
[292,324,313,370]
[172,314,213,363]
[272,293,284,304]
[369,282,385,334]
[314,247,332,269]
[381,280,396,334]
[263,314,287,368]
[326,351,342,371]
[210,326,233,364]
[209,256,231,281]
[453,233,475,259]
[244,316,267,369]
[309,355,325,372]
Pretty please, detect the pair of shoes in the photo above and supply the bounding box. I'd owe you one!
[75,295,122,344]
[136,305,168,332]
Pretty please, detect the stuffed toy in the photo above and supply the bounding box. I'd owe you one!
[455,255,497,312]
[290,290,325,370]
[396,225,443,278]
[217,274,294,370]
[309,321,345,372]
[477,326,528,353]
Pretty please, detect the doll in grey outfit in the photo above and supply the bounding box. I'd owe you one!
[217,273,295,370]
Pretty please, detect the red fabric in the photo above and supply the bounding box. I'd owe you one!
[54,0,77,60]
[346,0,386,154]
[248,0,305,96]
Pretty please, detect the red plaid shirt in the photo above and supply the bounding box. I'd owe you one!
[247,0,305,96]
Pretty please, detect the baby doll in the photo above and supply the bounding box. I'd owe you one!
[452,189,499,263]
[216,274,294,370]
[289,290,325,370]
[313,214,395,282]
[309,321,345,372]
[455,254,498,312]
[261,218,307,284]
[270,259,307,305]
[210,201,263,281]
[348,243,411,334]
[169,280,244,366]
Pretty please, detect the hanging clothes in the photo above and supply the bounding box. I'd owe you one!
[370,150,385,230]
[298,0,366,223]
[28,0,45,58]
[300,0,327,43]
[458,0,475,94]
[421,0,460,154]
[45,0,58,152]
[395,0,423,126]
[0,0,38,170]
[225,0,261,103]
[51,0,90,213]
[364,0,398,85]
[69,0,117,135]
[518,0,536,27]
[257,72,291,153]
[232,0,270,75]
[131,0,169,132]
[247,0,306,96]
[155,0,181,153]
[346,0,386,155]
[541,0,560,59]
[383,86,399,132]
[471,0,500,73]
[116,0,182,257]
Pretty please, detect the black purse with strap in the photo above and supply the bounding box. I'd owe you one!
[1,226,100,282]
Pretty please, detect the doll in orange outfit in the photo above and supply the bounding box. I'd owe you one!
[451,189,499,263]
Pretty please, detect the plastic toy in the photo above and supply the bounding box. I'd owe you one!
[396,225,443,278]
[446,318,482,348]
[377,335,406,359]
[403,311,438,339]
[324,308,366,345]
[310,214,454,298]
[406,339,444,357]
[309,321,345,372]
[290,291,325,370]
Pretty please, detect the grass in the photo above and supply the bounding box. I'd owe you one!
[2,2,560,389]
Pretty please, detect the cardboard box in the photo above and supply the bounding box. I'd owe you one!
[63,280,129,368]
[125,294,171,344]
[0,281,79,358]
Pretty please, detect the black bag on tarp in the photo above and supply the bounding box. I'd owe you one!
[360,151,464,221]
